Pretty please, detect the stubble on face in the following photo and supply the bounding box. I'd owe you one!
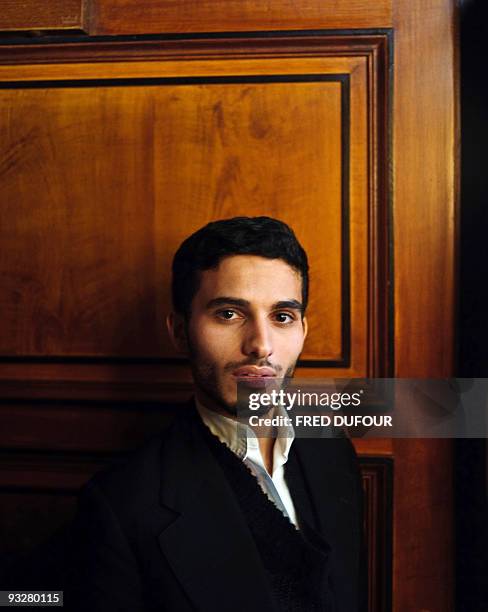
[187,332,297,416]
[180,255,307,417]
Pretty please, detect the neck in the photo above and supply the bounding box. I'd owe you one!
[258,436,275,474]
[194,389,236,418]
[195,392,276,473]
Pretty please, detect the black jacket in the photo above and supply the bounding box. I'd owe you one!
[65,404,365,612]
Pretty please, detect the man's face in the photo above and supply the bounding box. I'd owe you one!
[168,255,308,415]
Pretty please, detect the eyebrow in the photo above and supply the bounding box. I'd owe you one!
[272,300,304,313]
[205,297,304,313]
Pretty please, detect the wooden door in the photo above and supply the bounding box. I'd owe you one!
[0,2,457,610]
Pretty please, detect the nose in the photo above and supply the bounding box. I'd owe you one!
[242,316,273,360]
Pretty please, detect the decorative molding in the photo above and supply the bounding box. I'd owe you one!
[360,457,393,612]
[0,31,390,64]
[0,0,89,35]
[0,70,352,371]
[89,2,392,36]
[0,451,109,491]
[0,31,391,402]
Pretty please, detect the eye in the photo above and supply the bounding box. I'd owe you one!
[216,309,239,320]
[274,312,295,324]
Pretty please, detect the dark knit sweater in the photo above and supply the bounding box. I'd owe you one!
[200,422,334,612]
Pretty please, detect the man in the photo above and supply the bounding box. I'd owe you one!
[66,216,365,611]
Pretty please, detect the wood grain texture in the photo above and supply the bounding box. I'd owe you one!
[391,1,457,605]
[352,438,393,457]
[0,452,107,490]
[0,35,390,382]
[0,401,176,452]
[91,0,392,35]
[0,34,390,66]
[393,439,454,612]
[0,0,87,32]
[0,80,343,360]
[393,0,457,378]
[0,4,458,609]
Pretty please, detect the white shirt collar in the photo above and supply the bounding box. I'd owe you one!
[195,398,294,477]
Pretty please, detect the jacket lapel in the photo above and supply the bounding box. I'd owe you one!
[291,436,359,538]
[157,408,277,612]
[292,435,362,609]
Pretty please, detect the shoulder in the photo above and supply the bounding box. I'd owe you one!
[78,409,194,519]
[294,433,360,474]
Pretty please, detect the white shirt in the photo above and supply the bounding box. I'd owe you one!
[195,399,298,527]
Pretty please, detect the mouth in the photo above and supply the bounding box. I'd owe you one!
[232,366,276,379]
[232,366,277,389]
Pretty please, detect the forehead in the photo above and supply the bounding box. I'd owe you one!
[195,255,302,303]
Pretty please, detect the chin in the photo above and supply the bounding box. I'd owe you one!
[204,387,238,416]
[217,399,238,416]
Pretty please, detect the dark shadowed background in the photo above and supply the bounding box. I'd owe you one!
[457,0,488,609]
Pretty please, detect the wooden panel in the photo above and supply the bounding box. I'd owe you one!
[0,0,87,33]
[0,449,104,560]
[353,438,393,457]
[393,439,454,612]
[0,3,458,610]
[91,0,392,35]
[392,1,457,608]
[0,34,390,403]
[393,0,457,378]
[0,401,175,452]
[362,459,393,612]
[0,452,107,490]
[0,491,76,555]
[0,79,343,361]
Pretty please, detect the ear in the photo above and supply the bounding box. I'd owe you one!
[301,315,308,343]
[166,311,189,354]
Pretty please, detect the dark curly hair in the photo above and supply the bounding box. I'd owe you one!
[171,216,309,317]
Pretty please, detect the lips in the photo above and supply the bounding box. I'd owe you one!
[232,366,276,378]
